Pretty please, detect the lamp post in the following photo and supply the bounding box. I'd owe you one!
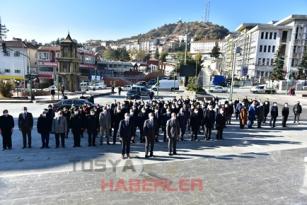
[229,46,241,101]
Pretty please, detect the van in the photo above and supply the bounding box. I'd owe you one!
[151,79,179,91]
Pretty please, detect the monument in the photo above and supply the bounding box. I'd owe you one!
[57,33,80,92]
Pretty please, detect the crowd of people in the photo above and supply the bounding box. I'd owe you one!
[0,97,303,159]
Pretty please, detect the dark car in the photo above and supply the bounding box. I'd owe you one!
[53,99,95,111]
[135,81,147,86]
[126,90,141,100]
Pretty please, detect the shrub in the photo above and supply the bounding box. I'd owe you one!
[187,77,204,92]
[0,81,14,98]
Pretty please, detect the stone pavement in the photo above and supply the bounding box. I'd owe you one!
[1,118,307,204]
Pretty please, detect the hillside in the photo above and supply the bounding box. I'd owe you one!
[116,21,229,43]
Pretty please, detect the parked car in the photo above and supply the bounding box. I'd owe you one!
[88,82,106,90]
[151,79,179,91]
[122,85,132,91]
[53,99,94,111]
[135,81,147,87]
[43,85,57,92]
[195,90,215,101]
[209,86,228,93]
[250,85,276,94]
[127,85,153,98]
[126,90,141,100]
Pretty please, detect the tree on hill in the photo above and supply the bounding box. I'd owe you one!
[159,51,168,70]
[103,48,130,61]
[154,48,160,60]
[211,42,220,59]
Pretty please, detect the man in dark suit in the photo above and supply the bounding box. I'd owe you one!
[18,107,33,148]
[0,110,14,150]
[166,113,180,156]
[119,113,133,159]
[204,105,215,140]
[143,113,155,158]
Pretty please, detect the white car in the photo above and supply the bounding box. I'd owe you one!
[88,82,106,90]
[209,86,228,93]
[122,85,132,91]
[43,85,57,92]
[250,85,266,94]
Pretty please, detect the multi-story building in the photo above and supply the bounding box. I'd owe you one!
[37,45,96,85]
[0,39,37,81]
[223,15,307,81]
[190,39,224,55]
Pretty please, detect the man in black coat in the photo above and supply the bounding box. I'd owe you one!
[70,110,83,147]
[37,109,51,148]
[270,102,278,128]
[215,109,226,140]
[0,110,14,150]
[18,107,33,148]
[166,113,180,156]
[190,109,200,141]
[204,105,215,140]
[143,113,155,158]
[137,108,147,143]
[293,101,302,124]
[177,107,188,141]
[263,100,270,123]
[119,113,133,159]
[162,109,172,142]
[256,103,265,128]
[282,103,290,127]
[86,110,99,146]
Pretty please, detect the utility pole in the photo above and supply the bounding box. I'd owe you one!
[230,46,241,101]
[184,28,188,65]
[204,0,211,23]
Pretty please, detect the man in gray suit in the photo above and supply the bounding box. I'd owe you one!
[99,106,112,145]
[166,113,180,156]
[52,111,67,148]
[143,112,155,158]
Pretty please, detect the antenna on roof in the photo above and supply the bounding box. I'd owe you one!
[204,0,211,23]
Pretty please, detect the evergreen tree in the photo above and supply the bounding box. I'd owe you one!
[298,50,307,79]
[210,42,220,59]
[271,47,285,80]
[154,48,160,60]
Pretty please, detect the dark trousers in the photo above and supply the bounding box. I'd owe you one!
[191,127,199,141]
[205,126,212,140]
[113,126,119,143]
[145,135,155,156]
[2,132,12,149]
[294,114,300,123]
[263,114,268,123]
[168,137,177,154]
[41,133,49,148]
[180,127,186,140]
[121,139,131,156]
[88,131,97,146]
[73,131,81,147]
[55,133,65,148]
[270,117,277,127]
[139,126,145,142]
[282,115,288,127]
[216,128,223,140]
[21,129,32,148]
[257,119,262,128]
[235,112,239,120]
[162,126,167,142]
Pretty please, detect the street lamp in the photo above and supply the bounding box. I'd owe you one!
[229,46,242,101]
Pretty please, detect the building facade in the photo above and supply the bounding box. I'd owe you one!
[223,15,307,81]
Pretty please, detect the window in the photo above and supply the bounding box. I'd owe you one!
[272,46,276,53]
[274,32,277,39]
[265,32,268,39]
[261,32,264,39]
[271,59,274,65]
[268,45,271,53]
[269,32,273,39]
[4,69,10,73]
[258,58,262,65]
[259,45,263,52]
[262,58,265,65]
[14,69,21,73]
[267,58,270,66]
[39,67,54,72]
[264,45,267,52]
[14,51,20,57]
[293,46,297,53]
[39,52,49,60]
